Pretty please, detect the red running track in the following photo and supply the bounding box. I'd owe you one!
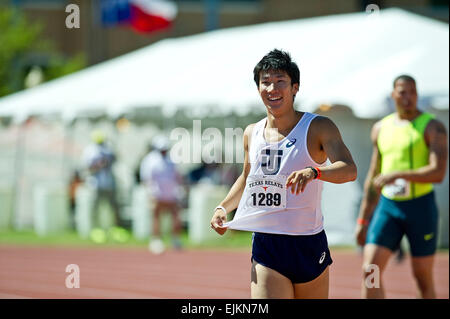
[0,245,448,299]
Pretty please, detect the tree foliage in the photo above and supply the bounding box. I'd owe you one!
[0,7,85,97]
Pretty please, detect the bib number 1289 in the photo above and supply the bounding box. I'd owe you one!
[251,192,282,207]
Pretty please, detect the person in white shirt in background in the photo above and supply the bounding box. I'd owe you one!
[140,135,184,254]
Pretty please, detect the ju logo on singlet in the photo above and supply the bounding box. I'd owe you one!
[261,149,283,175]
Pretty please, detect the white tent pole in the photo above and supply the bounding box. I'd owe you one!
[11,120,27,229]
[61,120,73,187]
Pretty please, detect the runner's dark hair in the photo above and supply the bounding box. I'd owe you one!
[253,49,300,88]
[393,74,416,88]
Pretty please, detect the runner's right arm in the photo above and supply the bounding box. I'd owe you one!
[210,124,254,235]
[355,121,382,246]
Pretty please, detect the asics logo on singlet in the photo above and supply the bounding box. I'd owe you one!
[319,252,326,264]
[286,138,297,148]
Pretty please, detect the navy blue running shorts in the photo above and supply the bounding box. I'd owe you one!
[251,230,333,284]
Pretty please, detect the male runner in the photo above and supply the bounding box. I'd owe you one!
[210,49,357,299]
[355,75,448,298]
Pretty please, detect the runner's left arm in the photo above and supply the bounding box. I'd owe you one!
[315,117,357,184]
[286,117,357,194]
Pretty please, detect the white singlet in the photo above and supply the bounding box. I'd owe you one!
[140,150,180,202]
[223,112,325,235]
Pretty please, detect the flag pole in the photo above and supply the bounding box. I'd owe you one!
[205,0,220,31]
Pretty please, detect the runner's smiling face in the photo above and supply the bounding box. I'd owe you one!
[258,69,298,114]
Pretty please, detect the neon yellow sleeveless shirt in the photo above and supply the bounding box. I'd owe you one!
[378,112,434,201]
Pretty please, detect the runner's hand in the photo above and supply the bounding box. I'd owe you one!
[373,172,398,191]
[210,208,228,235]
[355,224,368,247]
[286,168,315,195]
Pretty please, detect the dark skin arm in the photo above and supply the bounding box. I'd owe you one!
[355,121,382,247]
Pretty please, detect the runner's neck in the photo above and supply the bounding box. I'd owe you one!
[266,110,303,136]
[395,109,422,122]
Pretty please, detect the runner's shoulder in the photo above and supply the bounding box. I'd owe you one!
[244,123,256,139]
[424,118,448,144]
[310,114,340,135]
[244,123,256,133]
[371,120,383,144]
[425,118,447,134]
[311,114,333,126]
[242,123,257,152]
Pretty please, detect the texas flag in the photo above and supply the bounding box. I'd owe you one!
[101,0,178,33]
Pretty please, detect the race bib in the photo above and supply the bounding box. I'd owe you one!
[383,178,411,198]
[246,174,287,209]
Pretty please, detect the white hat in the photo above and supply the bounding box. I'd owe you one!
[152,135,170,151]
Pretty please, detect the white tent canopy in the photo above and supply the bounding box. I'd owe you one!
[0,8,448,121]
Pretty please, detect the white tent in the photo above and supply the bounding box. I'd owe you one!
[0,8,448,121]
[1,8,448,246]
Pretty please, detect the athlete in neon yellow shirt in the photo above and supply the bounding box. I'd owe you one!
[356,75,448,299]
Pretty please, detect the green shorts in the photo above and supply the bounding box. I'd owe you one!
[366,191,439,257]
